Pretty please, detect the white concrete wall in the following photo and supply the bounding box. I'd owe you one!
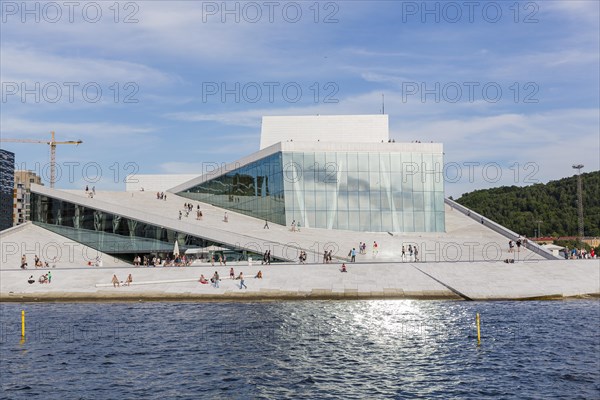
[260,115,389,149]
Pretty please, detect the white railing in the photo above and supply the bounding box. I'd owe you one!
[445,198,560,260]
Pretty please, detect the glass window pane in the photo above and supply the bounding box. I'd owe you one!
[392,211,402,232]
[359,192,370,209]
[404,212,414,232]
[315,191,327,210]
[391,173,403,191]
[414,211,425,232]
[347,172,360,192]
[370,211,382,231]
[337,193,348,212]
[413,192,424,211]
[315,211,328,229]
[337,209,348,230]
[369,171,380,191]
[359,212,371,231]
[381,211,392,232]
[391,153,402,172]
[357,153,369,171]
[436,212,445,232]
[347,153,358,171]
[402,192,413,211]
[370,191,381,210]
[304,191,315,210]
[348,192,359,210]
[380,152,391,172]
[393,191,403,211]
[369,153,379,171]
[305,211,316,229]
[348,211,359,230]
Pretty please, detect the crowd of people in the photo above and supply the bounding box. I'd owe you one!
[132,254,200,267]
[20,255,56,269]
[156,191,167,200]
[199,269,263,290]
[508,237,527,253]
[563,247,596,259]
[401,245,419,262]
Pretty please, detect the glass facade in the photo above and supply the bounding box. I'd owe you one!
[178,153,285,225]
[31,193,273,263]
[178,150,445,233]
[283,151,445,232]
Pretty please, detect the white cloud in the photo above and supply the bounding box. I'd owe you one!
[0,117,155,139]
[1,45,174,85]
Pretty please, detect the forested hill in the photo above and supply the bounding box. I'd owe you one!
[455,171,600,237]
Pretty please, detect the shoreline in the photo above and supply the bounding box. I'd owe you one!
[2,293,599,303]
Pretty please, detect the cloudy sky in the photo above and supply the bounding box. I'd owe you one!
[1,1,598,197]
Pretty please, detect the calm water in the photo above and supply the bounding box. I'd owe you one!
[1,300,599,399]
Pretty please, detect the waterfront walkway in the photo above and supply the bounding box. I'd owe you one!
[2,258,598,301]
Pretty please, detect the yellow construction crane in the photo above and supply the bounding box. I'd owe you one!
[0,131,82,188]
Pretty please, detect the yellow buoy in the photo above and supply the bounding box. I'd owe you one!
[21,310,25,338]
[476,312,481,345]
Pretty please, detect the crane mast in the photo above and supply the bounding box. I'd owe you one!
[0,131,83,188]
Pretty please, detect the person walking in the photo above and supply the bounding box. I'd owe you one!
[229,267,235,280]
[350,248,356,263]
[239,272,247,289]
[264,219,269,229]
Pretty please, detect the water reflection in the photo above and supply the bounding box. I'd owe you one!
[1,301,598,399]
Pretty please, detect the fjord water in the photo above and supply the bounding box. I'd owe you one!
[1,300,599,399]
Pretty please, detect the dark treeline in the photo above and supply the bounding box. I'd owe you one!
[455,171,599,237]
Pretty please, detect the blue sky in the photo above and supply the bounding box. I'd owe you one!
[1,0,598,197]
